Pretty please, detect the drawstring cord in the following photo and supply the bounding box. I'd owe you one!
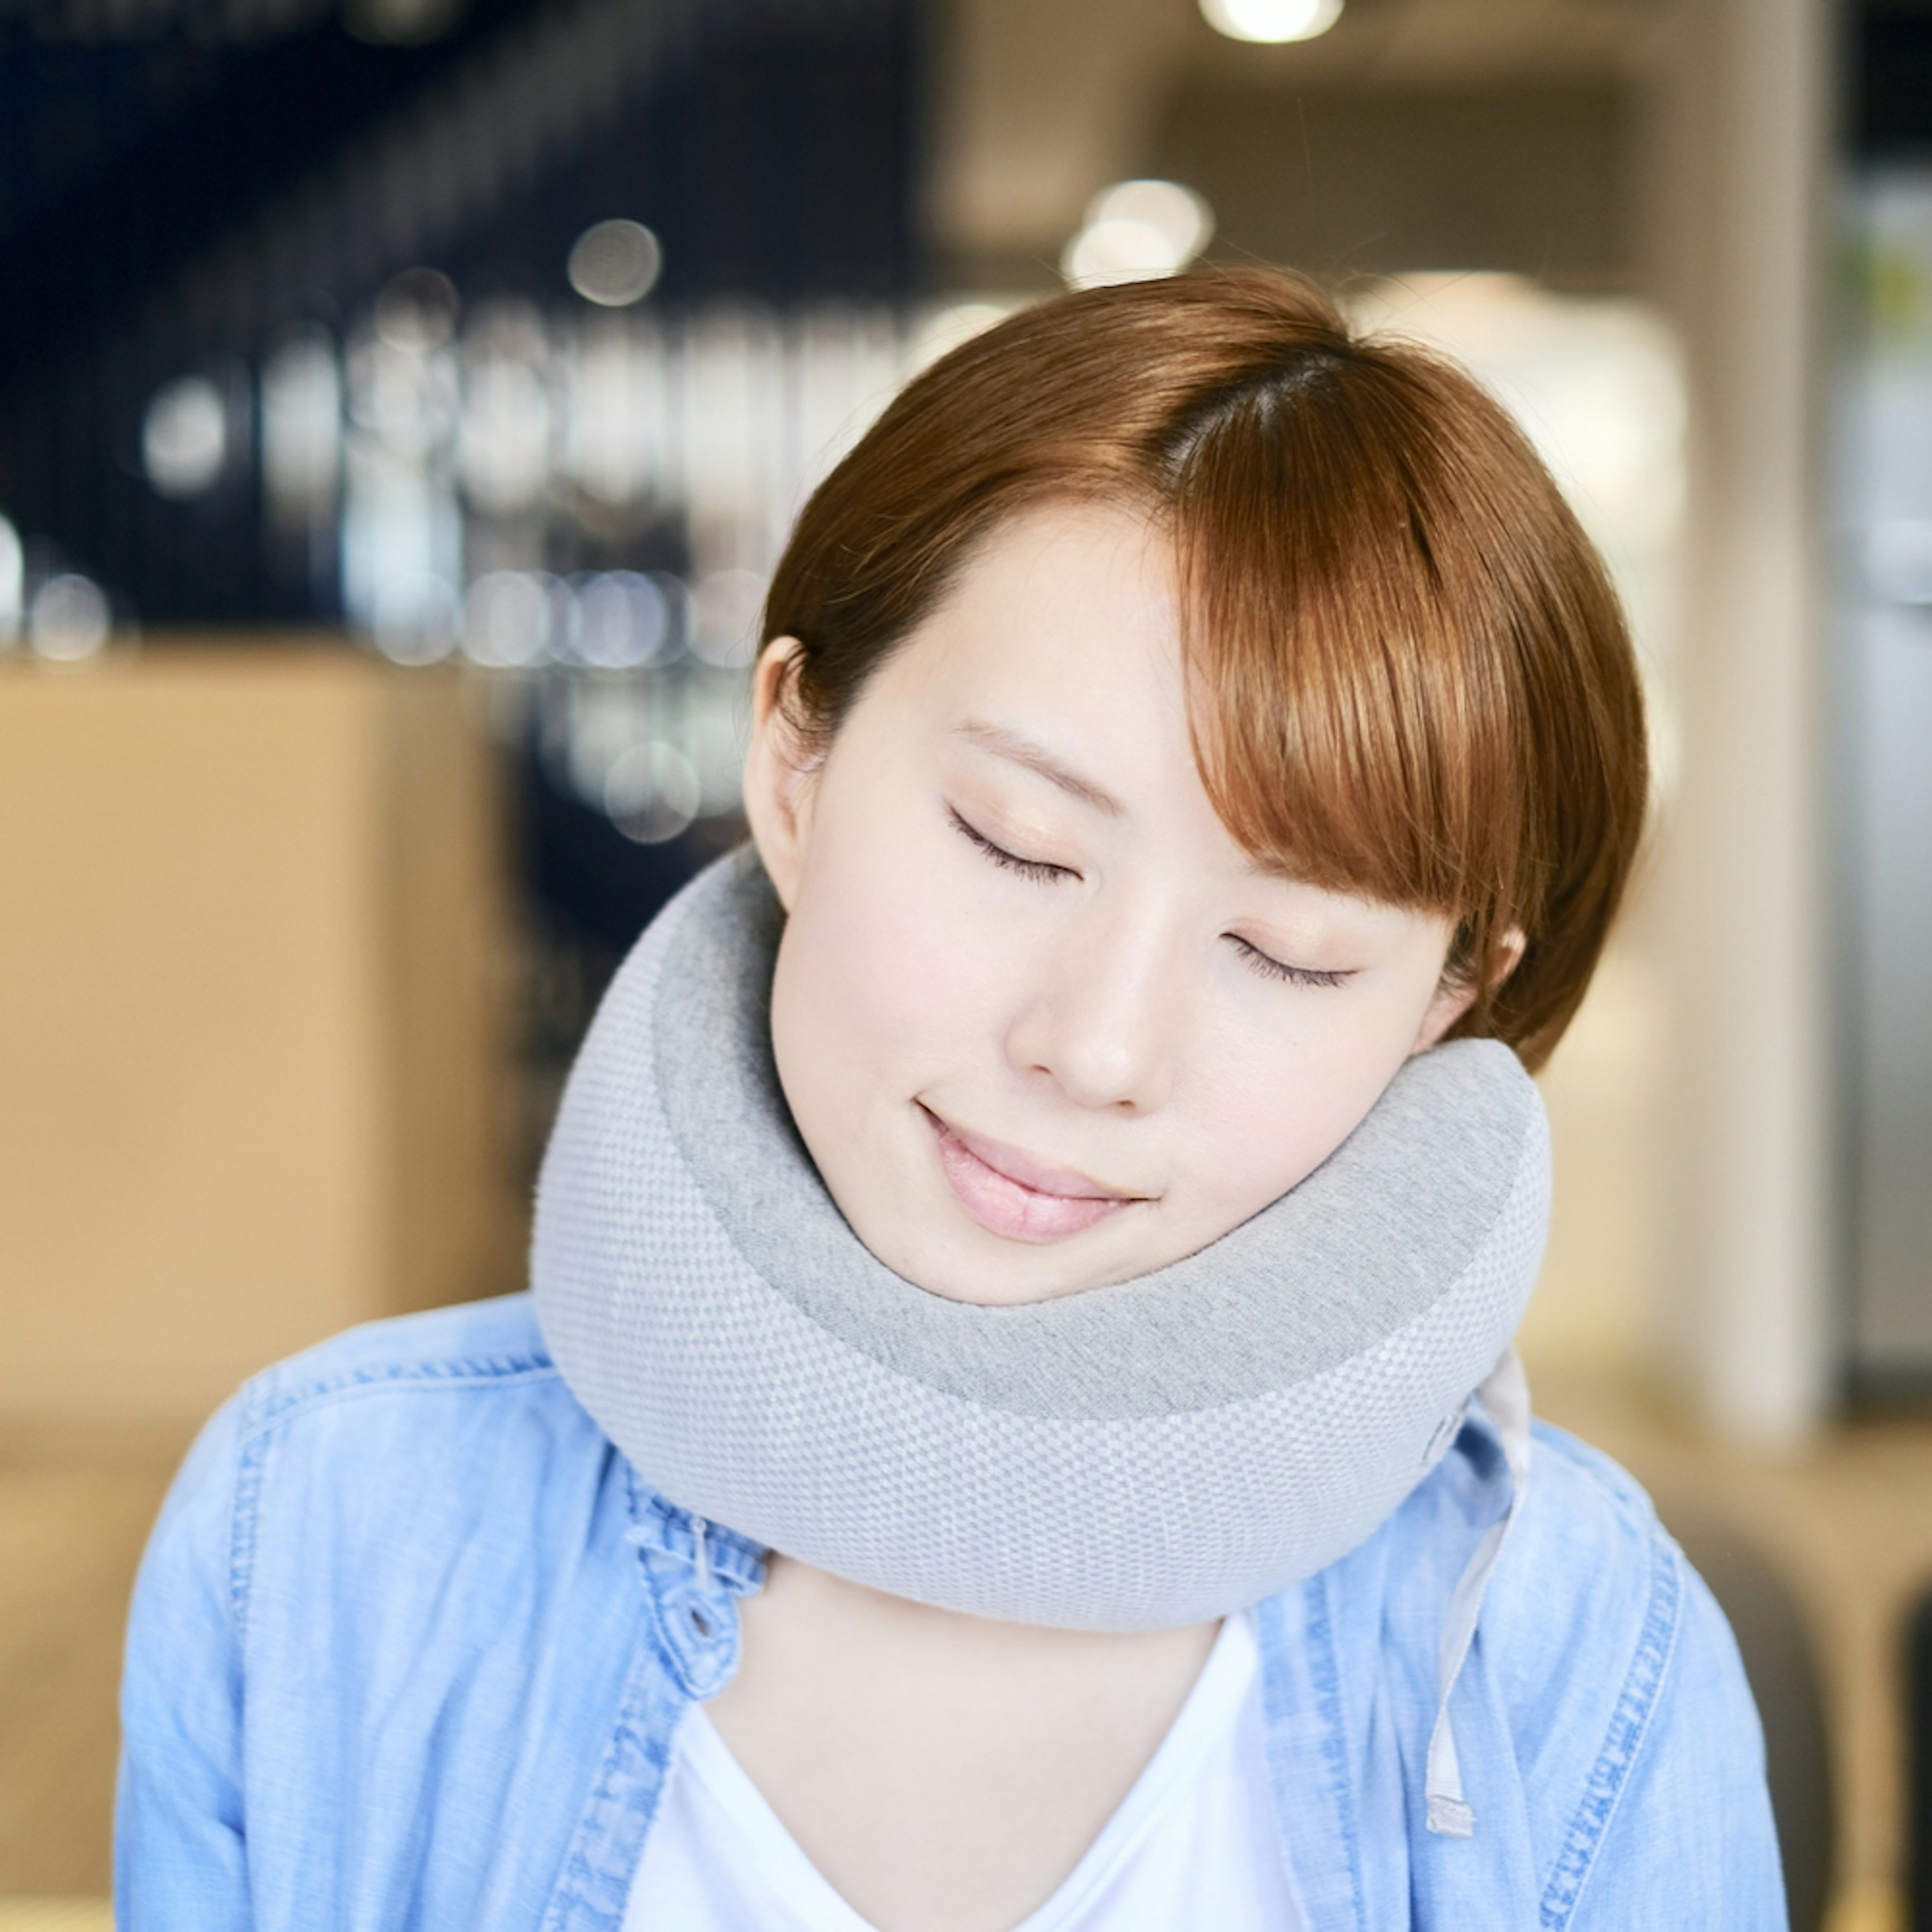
[1423,1345,1531,1838]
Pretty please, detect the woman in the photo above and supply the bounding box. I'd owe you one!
[119,270,1782,1930]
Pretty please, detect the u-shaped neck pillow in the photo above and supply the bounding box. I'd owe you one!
[532,852,1549,1635]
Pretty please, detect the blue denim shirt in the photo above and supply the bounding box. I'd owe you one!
[117,1294,1784,1930]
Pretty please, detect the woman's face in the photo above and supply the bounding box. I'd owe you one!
[745,501,1478,1306]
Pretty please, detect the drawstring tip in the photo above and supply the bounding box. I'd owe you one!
[1426,1794,1475,1838]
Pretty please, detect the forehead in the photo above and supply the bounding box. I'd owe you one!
[951,497,1168,604]
[863,503,1197,800]
[902,500,1178,690]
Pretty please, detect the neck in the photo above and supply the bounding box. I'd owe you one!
[727,1552,1222,1684]
[704,1553,1223,1932]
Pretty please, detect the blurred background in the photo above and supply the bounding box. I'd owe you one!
[0,0,1926,1924]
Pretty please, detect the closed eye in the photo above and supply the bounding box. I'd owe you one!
[949,808,1076,883]
[1228,936,1353,989]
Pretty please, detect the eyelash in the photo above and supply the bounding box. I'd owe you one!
[949,809,1073,883]
[1229,939,1351,991]
[951,807,1354,990]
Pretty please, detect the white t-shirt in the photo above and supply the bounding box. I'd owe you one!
[622,1609,1304,1932]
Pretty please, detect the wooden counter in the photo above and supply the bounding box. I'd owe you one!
[0,641,526,1428]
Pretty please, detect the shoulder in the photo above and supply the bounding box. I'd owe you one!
[1372,1414,1686,1676]
[232,1291,562,1432]
[225,1290,610,1541]
[1306,1414,1769,1924]
[230,1293,599,1538]
[202,1295,593,1553]
[1336,1415,1689,1757]
[1499,1425,1778,1923]
[1489,1420,1681,1719]
[1505,1425,1776,1922]
[122,1299,658,1923]
[1406,1416,1748,1792]
[138,1295,618,1648]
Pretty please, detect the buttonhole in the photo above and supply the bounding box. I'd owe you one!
[688,1607,711,1639]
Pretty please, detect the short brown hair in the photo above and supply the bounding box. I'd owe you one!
[764,269,1647,1070]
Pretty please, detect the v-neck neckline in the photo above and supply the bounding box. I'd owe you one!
[670,1611,1259,1932]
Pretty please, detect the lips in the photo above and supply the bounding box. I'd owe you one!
[920,1106,1142,1244]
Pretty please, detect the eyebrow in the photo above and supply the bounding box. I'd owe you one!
[953,721,1125,817]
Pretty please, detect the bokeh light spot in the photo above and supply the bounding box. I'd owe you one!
[568,221,664,308]
[462,571,554,668]
[1061,181,1214,289]
[0,515,21,649]
[142,376,228,499]
[29,575,112,661]
[375,269,460,353]
[690,569,767,669]
[1867,519,1932,605]
[604,741,701,844]
[571,571,670,669]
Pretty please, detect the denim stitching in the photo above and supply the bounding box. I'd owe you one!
[1306,1571,1369,1932]
[228,1416,269,1655]
[523,1439,694,1926]
[1538,1524,1683,1928]
[535,1620,689,1932]
[234,1359,562,1451]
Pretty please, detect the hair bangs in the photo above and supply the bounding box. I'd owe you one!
[1168,354,1524,986]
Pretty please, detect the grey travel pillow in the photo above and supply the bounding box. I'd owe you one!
[532,851,1549,1631]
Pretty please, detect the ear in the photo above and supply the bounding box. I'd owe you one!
[742,636,820,912]
[1408,926,1526,1055]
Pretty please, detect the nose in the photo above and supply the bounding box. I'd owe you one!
[1004,905,1177,1114]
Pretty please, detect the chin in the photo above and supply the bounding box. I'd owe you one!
[892,1224,1133,1308]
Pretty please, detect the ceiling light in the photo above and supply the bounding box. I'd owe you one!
[1199,0,1342,45]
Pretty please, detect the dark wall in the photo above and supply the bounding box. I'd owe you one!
[1151,77,1637,293]
[1853,0,1932,158]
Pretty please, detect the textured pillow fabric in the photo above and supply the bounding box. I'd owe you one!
[532,852,1549,1631]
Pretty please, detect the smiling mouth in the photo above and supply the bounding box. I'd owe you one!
[918,1106,1143,1244]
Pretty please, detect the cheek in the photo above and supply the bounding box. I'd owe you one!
[1180,998,1431,1209]
[774,790,1005,1102]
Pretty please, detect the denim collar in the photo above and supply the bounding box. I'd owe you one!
[623,1471,767,1701]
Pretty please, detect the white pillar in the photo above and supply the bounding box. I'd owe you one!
[1653,0,1836,1446]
